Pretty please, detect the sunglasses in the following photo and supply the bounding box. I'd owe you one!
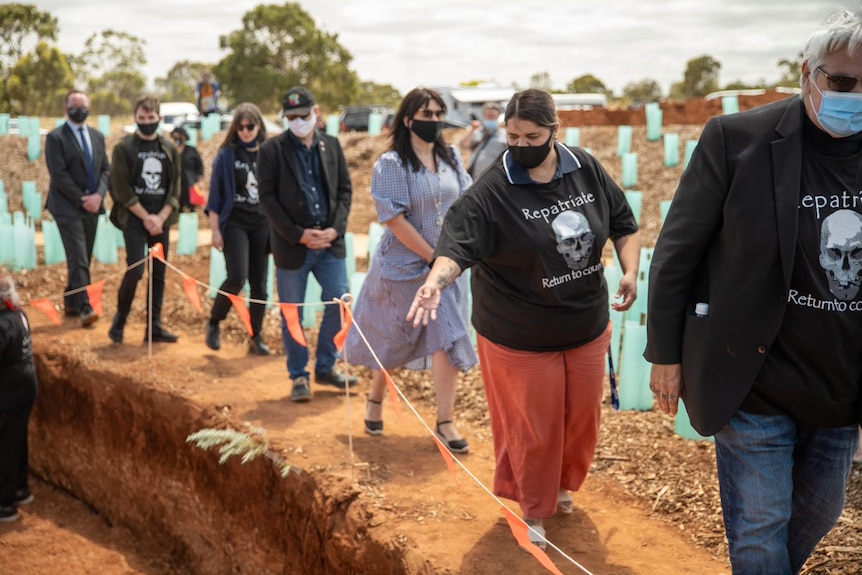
[237,123,257,132]
[816,67,862,93]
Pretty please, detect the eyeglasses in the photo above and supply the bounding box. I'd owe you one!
[237,123,257,132]
[816,67,862,93]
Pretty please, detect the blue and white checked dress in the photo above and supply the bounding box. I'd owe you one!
[344,147,478,372]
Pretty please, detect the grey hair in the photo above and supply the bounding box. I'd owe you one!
[0,273,20,309]
[801,9,862,88]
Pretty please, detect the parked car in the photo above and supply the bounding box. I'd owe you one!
[122,101,202,134]
[8,118,48,135]
[339,105,395,133]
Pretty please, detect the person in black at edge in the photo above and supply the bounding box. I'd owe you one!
[0,273,38,523]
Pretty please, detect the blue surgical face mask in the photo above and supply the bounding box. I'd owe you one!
[811,81,862,137]
[483,119,499,132]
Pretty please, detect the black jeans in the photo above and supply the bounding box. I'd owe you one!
[0,402,33,507]
[55,213,98,314]
[210,220,270,337]
[116,218,170,325]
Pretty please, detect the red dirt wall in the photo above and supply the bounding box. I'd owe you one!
[559,91,796,126]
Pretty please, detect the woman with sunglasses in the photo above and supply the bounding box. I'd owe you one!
[204,102,271,355]
[344,87,477,453]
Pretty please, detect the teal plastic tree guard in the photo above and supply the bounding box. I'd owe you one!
[663,133,680,167]
[209,247,227,298]
[265,255,275,310]
[186,127,198,147]
[645,103,663,142]
[176,212,199,256]
[0,190,6,214]
[624,190,642,224]
[621,153,638,188]
[683,140,698,169]
[565,127,580,147]
[29,118,40,135]
[0,113,8,135]
[350,272,367,302]
[22,181,40,221]
[93,214,118,264]
[326,114,340,137]
[27,134,41,161]
[625,266,649,326]
[105,211,125,249]
[17,116,30,137]
[722,96,739,115]
[367,222,384,266]
[675,401,713,441]
[616,125,632,157]
[98,115,111,136]
[660,199,672,224]
[54,118,64,128]
[12,215,36,270]
[0,218,13,265]
[367,112,384,136]
[608,309,624,375]
[41,219,66,265]
[583,147,593,156]
[617,321,652,410]
[344,231,356,280]
[302,275,324,327]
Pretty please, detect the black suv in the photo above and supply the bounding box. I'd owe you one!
[339,105,394,133]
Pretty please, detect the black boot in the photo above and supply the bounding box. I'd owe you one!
[205,320,221,350]
[108,313,127,344]
[248,336,271,356]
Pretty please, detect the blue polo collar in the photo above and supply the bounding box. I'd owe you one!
[503,141,581,185]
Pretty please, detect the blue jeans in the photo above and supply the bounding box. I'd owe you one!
[276,249,348,380]
[714,410,858,574]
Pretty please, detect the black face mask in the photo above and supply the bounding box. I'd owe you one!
[411,119,443,143]
[68,107,89,123]
[508,131,555,169]
[137,122,160,136]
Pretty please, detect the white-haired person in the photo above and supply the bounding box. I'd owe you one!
[0,273,38,522]
[646,8,862,572]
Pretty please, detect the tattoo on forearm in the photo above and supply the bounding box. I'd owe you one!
[435,263,459,291]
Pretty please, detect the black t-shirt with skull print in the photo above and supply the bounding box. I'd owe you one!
[433,143,638,352]
[744,122,862,427]
[228,146,266,228]
[133,139,170,215]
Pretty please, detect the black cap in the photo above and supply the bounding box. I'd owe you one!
[171,126,189,140]
[282,86,315,117]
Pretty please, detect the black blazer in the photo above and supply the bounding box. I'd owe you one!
[257,130,352,270]
[645,97,813,436]
[45,123,109,218]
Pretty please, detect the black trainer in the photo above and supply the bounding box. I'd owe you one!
[315,370,358,389]
[205,321,220,350]
[80,305,99,328]
[144,327,179,343]
[248,336,271,356]
[108,313,126,343]
[0,504,19,523]
[14,489,33,506]
[290,376,312,403]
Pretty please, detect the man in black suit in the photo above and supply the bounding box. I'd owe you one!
[45,90,109,327]
[646,9,862,573]
[258,86,358,403]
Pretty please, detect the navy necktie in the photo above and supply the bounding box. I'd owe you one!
[79,127,96,193]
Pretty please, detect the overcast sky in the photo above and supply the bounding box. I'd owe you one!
[31,0,847,96]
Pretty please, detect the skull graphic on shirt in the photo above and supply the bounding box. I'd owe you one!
[819,209,862,301]
[246,171,259,204]
[142,157,162,191]
[552,210,595,271]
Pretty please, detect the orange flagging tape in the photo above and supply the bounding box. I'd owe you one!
[226,294,253,336]
[181,274,202,313]
[85,279,105,316]
[148,242,165,261]
[278,303,307,347]
[501,506,564,575]
[433,437,462,493]
[28,298,61,325]
[332,299,352,351]
[383,371,405,425]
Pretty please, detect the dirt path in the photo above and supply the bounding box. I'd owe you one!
[1,314,729,575]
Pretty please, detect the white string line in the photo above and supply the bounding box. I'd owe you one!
[38,254,595,574]
[342,302,596,575]
[58,257,147,298]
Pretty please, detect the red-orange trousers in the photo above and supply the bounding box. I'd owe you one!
[476,323,611,518]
